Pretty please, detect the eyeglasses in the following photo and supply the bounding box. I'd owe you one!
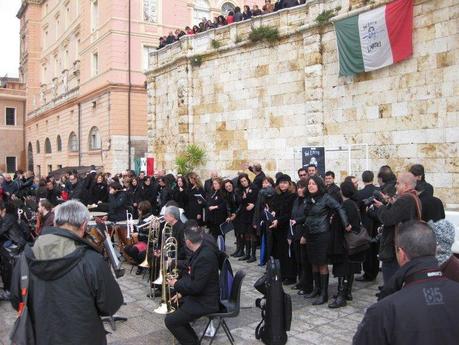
[299,174,307,177]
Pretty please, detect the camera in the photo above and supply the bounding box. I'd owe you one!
[362,190,387,206]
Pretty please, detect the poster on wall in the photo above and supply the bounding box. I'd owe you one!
[302,147,325,177]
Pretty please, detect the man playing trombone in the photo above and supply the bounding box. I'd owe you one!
[165,223,220,345]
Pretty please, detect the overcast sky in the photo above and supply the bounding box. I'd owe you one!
[0,0,21,78]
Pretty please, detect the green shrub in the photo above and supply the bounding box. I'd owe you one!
[248,26,279,44]
[175,144,206,175]
[315,8,339,26]
[211,39,221,49]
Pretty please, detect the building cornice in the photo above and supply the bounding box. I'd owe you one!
[17,0,44,18]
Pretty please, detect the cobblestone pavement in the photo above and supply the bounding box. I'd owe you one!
[0,232,380,345]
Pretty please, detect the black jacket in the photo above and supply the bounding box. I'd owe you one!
[355,184,380,236]
[10,227,123,345]
[304,193,349,236]
[69,180,88,204]
[270,190,296,234]
[185,186,205,221]
[174,244,220,317]
[288,196,306,241]
[327,183,342,203]
[0,214,26,247]
[172,220,186,261]
[235,186,259,225]
[377,193,420,262]
[415,179,434,197]
[173,186,189,210]
[108,191,129,222]
[90,182,109,204]
[206,191,227,227]
[46,188,61,206]
[252,171,266,191]
[354,256,459,345]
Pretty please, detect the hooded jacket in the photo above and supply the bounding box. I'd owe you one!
[10,227,123,345]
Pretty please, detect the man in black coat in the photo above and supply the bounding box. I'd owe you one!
[353,221,459,345]
[409,164,434,197]
[374,172,421,285]
[165,224,220,345]
[106,182,129,222]
[355,170,380,281]
[164,205,186,261]
[204,170,218,198]
[324,171,342,202]
[249,163,266,190]
[10,200,123,345]
[68,173,88,204]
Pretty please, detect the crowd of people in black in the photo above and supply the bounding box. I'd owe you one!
[158,0,308,49]
[1,161,459,344]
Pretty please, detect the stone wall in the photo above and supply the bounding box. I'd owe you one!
[146,0,459,205]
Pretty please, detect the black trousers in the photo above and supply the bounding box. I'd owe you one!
[271,228,296,280]
[0,246,13,291]
[165,308,200,345]
[362,242,380,280]
[292,240,313,291]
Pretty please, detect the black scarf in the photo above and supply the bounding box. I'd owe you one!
[379,256,439,301]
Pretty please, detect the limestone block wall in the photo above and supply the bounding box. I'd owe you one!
[147,0,459,205]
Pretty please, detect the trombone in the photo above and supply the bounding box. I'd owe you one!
[154,227,179,314]
[138,216,162,298]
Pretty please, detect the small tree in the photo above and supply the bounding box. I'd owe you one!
[175,144,206,175]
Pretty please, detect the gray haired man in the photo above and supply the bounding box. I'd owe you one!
[10,200,123,345]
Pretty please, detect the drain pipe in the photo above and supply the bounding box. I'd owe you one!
[78,102,81,166]
[127,0,132,170]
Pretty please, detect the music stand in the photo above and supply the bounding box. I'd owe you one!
[98,224,128,331]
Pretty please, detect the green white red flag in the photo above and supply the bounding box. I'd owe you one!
[335,0,413,76]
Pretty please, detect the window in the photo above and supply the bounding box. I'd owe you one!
[57,164,63,170]
[143,45,155,71]
[68,132,78,152]
[89,126,101,150]
[37,165,41,176]
[143,0,157,23]
[5,107,16,126]
[92,52,99,76]
[27,142,34,171]
[57,135,62,151]
[193,0,210,25]
[45,138,52,153]
[48,165,52,173]
[6,157,16,173]
[36,140,41,153]
[91,0,98,32]
[221,2,235,15]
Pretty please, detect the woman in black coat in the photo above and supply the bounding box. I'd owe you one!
[173,176,189,210]
[288,180,313,294]
[269,174,297,284]
[234,174,258,263]
[303,175,350,305]
[90,174,109,204]
[328,181,365,308]
[157,176,173,212]
[106,182,129,222]
[140,176,157,213]
[205,177,228,240]
[185,172,205,225]
[223,179,241,256]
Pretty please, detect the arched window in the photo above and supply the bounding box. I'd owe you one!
[56,135,62,152]
[36,140,40,153]
[27,142,34,171]
[221,2,235,15]
[88,126,101,150]
[45,138,52,153]
[193,0,210,25]
[68,132,78,152]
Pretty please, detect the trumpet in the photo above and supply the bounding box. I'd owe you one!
[154,227,179,315]
[139,216,162,269]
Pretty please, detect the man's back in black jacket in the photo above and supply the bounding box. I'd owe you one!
[174,244,220,317]
[10,227,123,345]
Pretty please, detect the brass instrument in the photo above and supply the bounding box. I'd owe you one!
[154,224,179,315]
[152,223,173,285]
[138,216,162,298]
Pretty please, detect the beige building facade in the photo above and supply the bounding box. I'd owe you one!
[146,0,459,205]
[17,0,264,176]
[0,78,26,173]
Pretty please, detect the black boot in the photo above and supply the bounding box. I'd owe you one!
[239,240,251,261]
[312,274,329,305]
[328,277,347,308]
[345,274,354,301]
[304,272,321,299]
[247,240,257,263]
[231,237,243,257]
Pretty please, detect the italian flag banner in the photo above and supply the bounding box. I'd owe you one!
[335,0,413,76]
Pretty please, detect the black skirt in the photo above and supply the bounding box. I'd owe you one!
[306,231,330,265]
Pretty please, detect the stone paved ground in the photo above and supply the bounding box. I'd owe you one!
[0,232,380,345]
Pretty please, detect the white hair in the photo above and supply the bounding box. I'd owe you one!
[54,200,90,228]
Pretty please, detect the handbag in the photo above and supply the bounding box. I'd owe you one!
[344,202,371,256]
[10,253,35,345]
